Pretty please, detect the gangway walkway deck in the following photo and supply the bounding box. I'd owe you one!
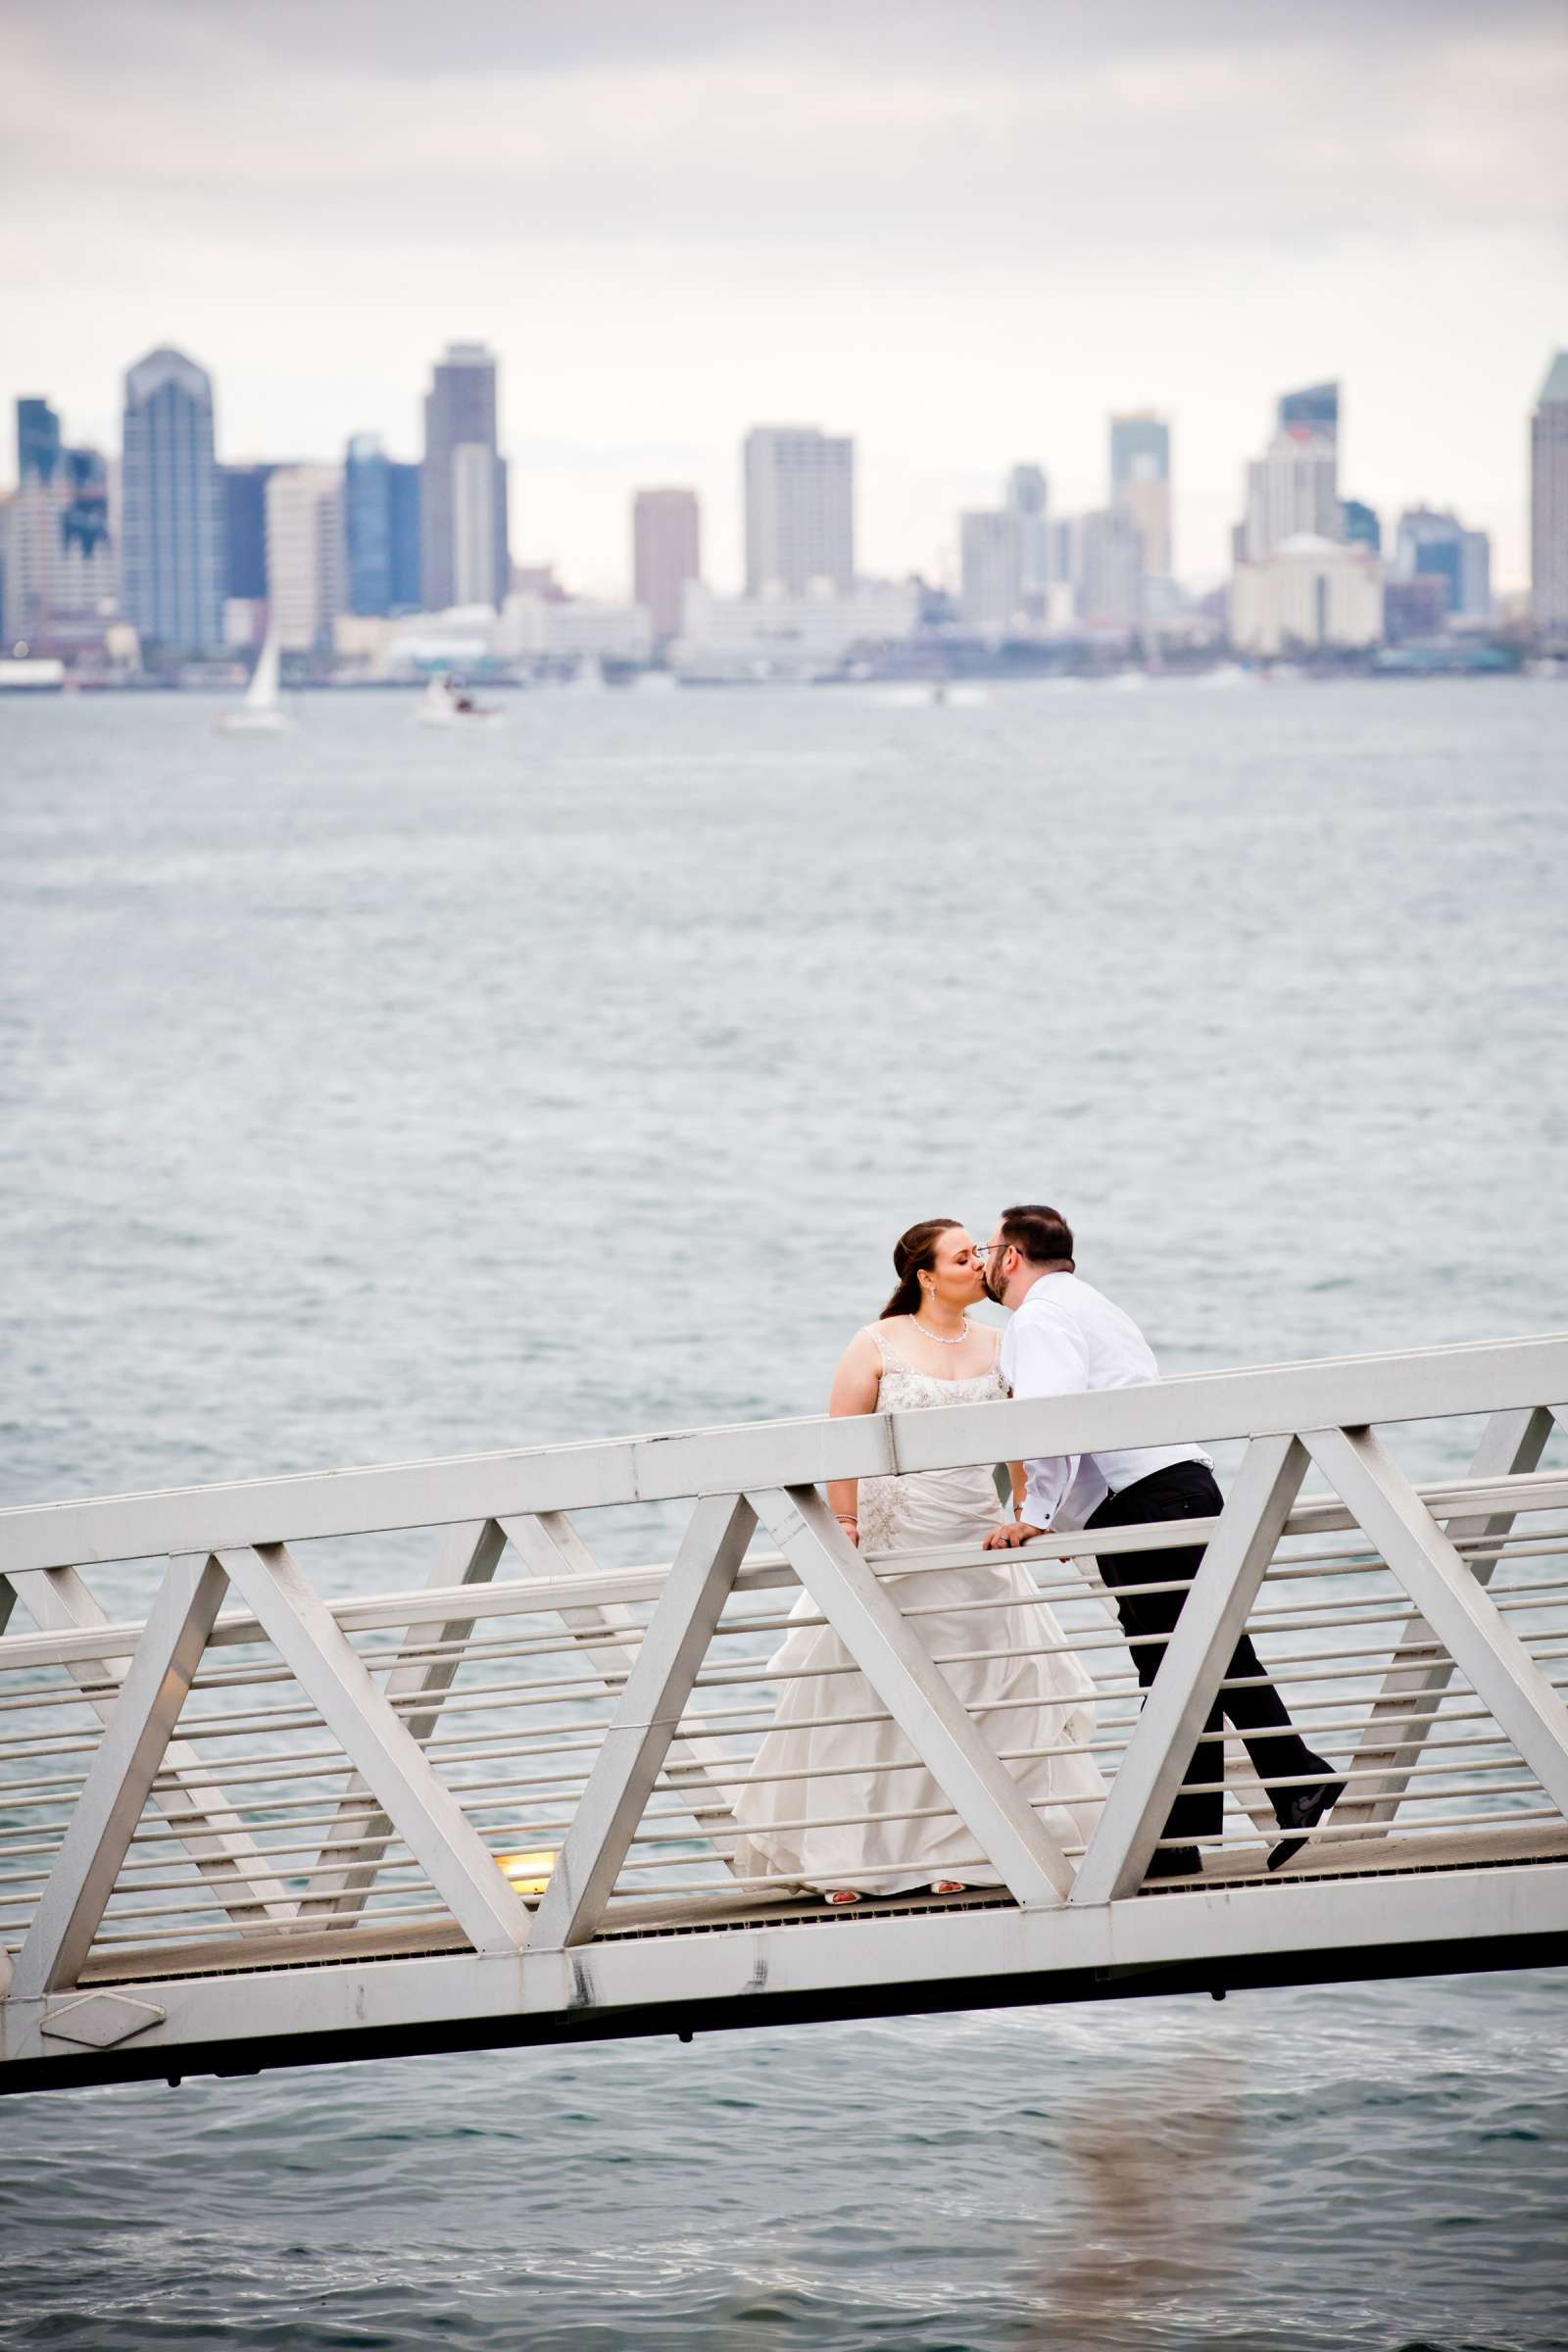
[3,1336,1566,2096]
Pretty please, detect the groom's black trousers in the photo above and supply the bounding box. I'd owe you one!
[1085,1460,1322,1850]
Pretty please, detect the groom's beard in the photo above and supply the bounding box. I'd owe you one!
[982,1265,1006,1305]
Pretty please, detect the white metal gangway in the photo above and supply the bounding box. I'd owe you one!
[3,1336,1567,2098]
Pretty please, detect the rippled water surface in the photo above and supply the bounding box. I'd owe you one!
[2,679,1565,2349]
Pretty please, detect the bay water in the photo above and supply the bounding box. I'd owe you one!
[1,677,1564,2348]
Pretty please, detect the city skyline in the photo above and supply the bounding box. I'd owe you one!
[3,1,1564,592]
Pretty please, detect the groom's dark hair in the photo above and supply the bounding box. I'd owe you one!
[999,1204,1075,1267]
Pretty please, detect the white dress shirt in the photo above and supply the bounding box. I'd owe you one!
[998,1272,1211,1531]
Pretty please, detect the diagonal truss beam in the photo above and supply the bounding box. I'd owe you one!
[1304,1427,1568,1826]
[529,1495,757,1951]
[1071,1435,1308,1907]
[499,1511,749,1877]
[12,1554,230,1999]
[217,1544,527,1956]
[305,1519,509,1920]
[16,1563,292,1925]
[752,1485,1076,1905]
[1335,1406,1554,1831]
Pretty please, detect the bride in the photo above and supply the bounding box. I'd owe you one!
[730,1218,1105,1903]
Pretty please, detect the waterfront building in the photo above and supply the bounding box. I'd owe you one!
[632,487,702,642]
[1109,411,1171,580]
[1230,532,1383,655]
[959,509,1020,632]
[1005,465,1050,602]
[743,425,855,596]
[498,594,653,662]
[1383,575,1451,644]
[120,346,223,654]
[1530,350,1568,635]
[1341,498,1381,553]
[265,466,345,652]
[673,579,915,679]
[1393,507,1492,621]
[220,464,274,601]
[1077,507,1144,629]
[421,343,509,612]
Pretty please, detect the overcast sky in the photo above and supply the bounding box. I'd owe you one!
[4,0,1565,590]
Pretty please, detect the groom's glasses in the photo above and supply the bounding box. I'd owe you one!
[973,1243,1009,1262]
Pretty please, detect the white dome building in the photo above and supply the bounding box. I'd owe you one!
[1230,532,1384,656]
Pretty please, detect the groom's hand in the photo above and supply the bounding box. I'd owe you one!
[984,1522,1047,1549]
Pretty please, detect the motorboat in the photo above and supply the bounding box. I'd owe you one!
[416,674,505,727]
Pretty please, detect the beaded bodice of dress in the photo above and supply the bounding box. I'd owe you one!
[858,1332,1007,1555]
[874,1358,1007,1412]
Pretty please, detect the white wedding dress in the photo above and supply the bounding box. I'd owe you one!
[729,1330,1106,1895]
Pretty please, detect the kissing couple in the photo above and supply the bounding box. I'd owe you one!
[729,1204,1344,1902]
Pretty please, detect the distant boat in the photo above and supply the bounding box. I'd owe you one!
[219,631,291,732]
[415,674,504,728]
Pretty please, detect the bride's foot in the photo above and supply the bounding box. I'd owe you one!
[929,1880,965,1895]
[824,1888,864,1905]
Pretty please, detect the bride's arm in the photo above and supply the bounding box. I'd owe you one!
[1006,1462,1028,1520]
[825,1329,882,1546]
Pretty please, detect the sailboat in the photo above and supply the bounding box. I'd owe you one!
[219,630,292,732]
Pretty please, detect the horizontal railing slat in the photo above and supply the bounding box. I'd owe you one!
[1,1335,1565,1574]
[4,1468,1566,1677]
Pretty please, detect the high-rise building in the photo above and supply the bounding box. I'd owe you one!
[265,466,344,652]
[420,343,509,612]
[959,510,1019,631]
[388,463,421,612]
[1109,413,1171,579]
[344,435,392,616]
[343,436,424,616]
[1004,465,1049,601]
[1279,382,1340,442]
[633,487,701,640]
[5,402,116,638]
[17,398,62,487]
[1243,426,1340,560]
[1530,351,1568,635]
[743,425,855,596]
[1341,498,1381,553]
[1393,507,1492,621]
[121,346,223,654]
[220,464,274,601]
[1077,509,1144,628]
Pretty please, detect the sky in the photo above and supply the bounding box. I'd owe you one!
[3,0,1566,593]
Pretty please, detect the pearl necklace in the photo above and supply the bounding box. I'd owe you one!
[911,1314,971,1348]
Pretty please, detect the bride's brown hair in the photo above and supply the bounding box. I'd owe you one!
[879,1219,960,1320]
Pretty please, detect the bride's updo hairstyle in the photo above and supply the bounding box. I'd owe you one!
[879,1218,960,1320]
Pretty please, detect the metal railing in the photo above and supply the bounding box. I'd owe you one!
[2,1333,1566,2090]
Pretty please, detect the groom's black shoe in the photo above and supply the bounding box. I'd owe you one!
[1144,1843,1202,1884]
[1268,1776,1346,1872]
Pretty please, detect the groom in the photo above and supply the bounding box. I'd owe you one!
[980,1203,1343,1881]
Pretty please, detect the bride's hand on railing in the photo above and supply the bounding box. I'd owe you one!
[984,1521,1046,1549]
[832,1512,860,1548]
